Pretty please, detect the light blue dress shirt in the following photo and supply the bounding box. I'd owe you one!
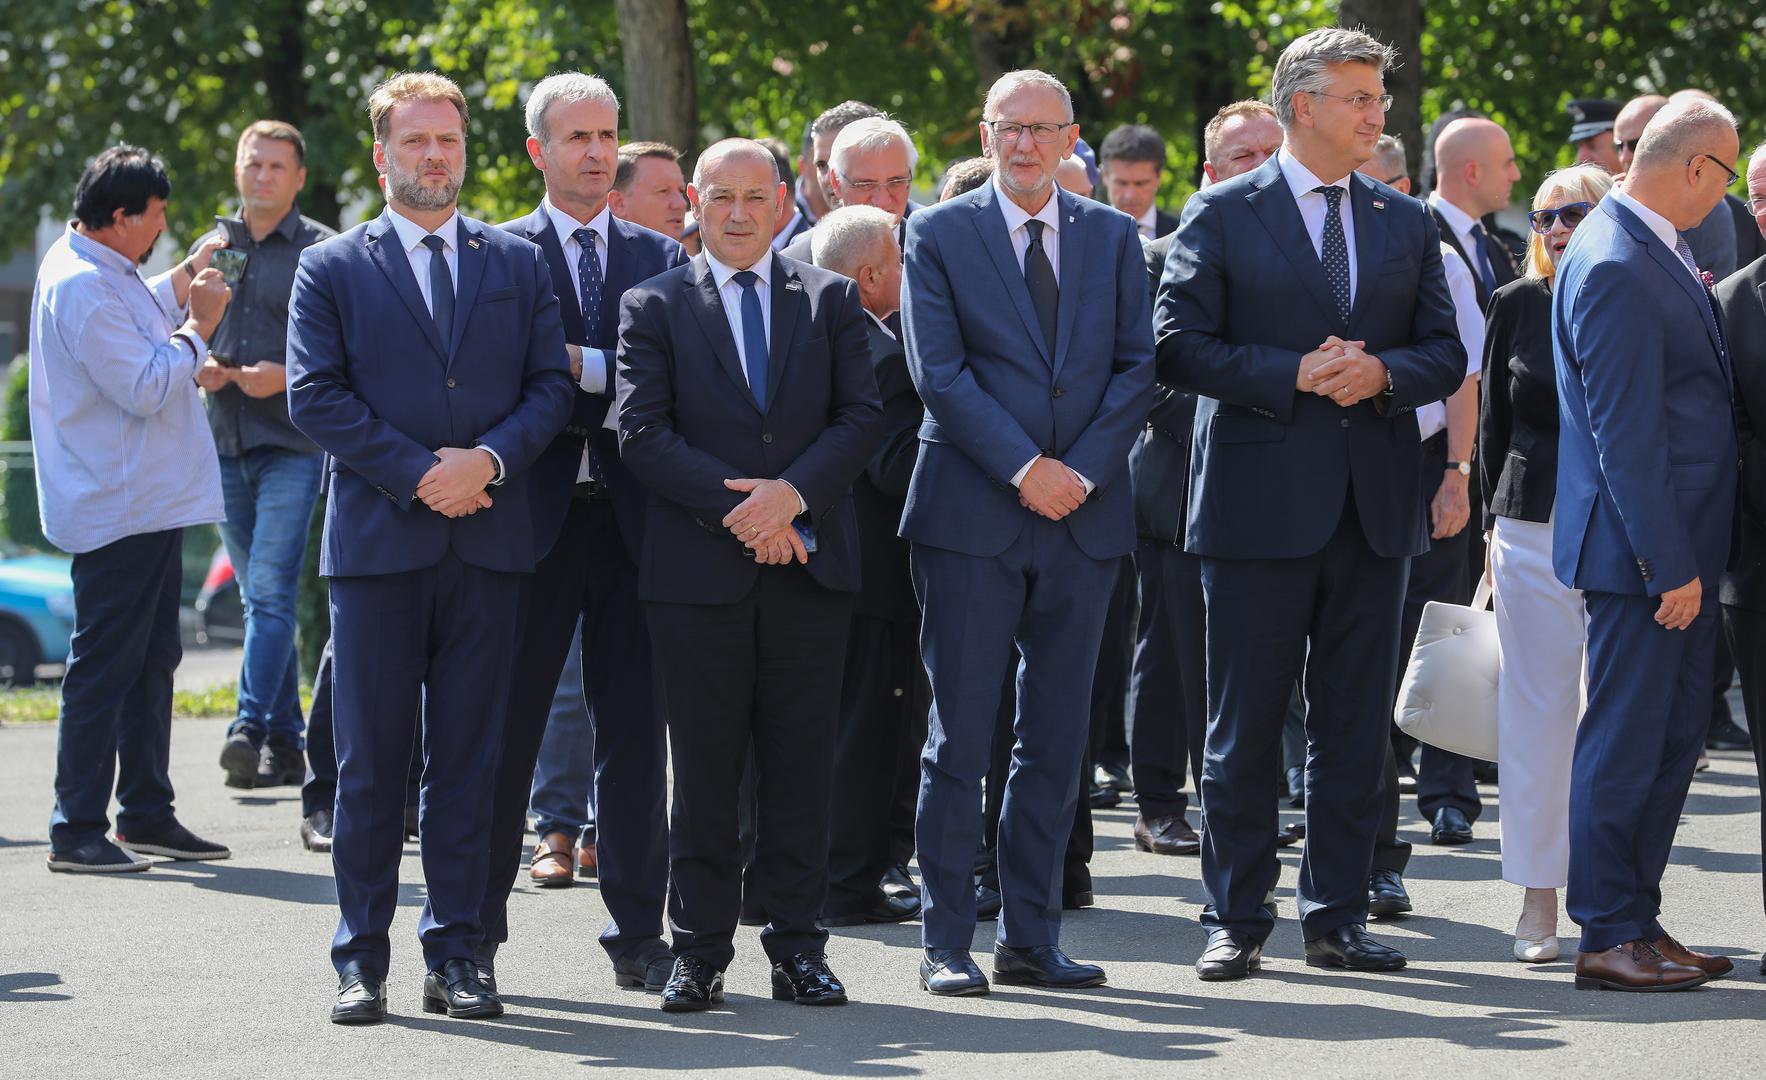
[28,225,224,553]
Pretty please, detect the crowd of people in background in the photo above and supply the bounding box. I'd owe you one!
[26,22,1766,1027]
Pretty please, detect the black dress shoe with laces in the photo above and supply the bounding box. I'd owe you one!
[920,948,989,996]
[422,957,503,1018]
[880,864,916,899]
[219,728,261,789]
[823,891,921,926]
[1430,807,1474,845]
[255,740,305,787]
[1305,924,1407,971]
[660,956,724,1012]
[993,944,1106,988]
[1367,868,1413,918]
[1707,717,1752,751]
[613,945,676,991]
[771,952,848,1005]
[975,882,1002,920]
[1196,929,1262,981]
[331,961,387,1025]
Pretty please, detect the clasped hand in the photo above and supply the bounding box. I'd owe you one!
[722,478,807,564]
[417,447,496,518]
[1297,336,1388,407]
[1019,456,1086,521]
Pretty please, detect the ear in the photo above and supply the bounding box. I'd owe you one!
[295,164,309,191]
[372,141,388,176]
[606,188,626,216]
[1202,162,1220,185]
[1062,124,1080,159]
[525,135,546,172]
[775,181,790,218]
[1291,93,1313,130]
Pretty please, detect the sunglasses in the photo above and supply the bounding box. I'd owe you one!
[1528,201,1594,234]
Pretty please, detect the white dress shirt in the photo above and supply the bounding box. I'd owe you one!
[1416,243,1484,442]
[1277,148,1358,302]
[1134,203,1159,241]
[543,197,621,475]
[1610,189,1707,288]
[866,308,896,340]
[703,246,804,512]
[771,209,804,251]
[1429,193,1493,289]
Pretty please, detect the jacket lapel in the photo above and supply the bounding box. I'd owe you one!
[684,254,761,412]
[1052,188,1083,380]
[601,218,639,343]
[765,257,805,413]
[971,185,1053,365]
[448,218,486,363]
[528,206,588,345]
[1245,159,1343,334]
[365,210,448,364]
[1432,205,1488,311]
[1348,175,1390,330]
[1615,201,1729,367]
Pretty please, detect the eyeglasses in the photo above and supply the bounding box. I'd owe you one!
[1528,201,1594,234]
[841,176,912,197]
[1689,153,1740,185]
[1308,91,1394,114]
[1616,137,1642,158]
[1748,196,1766,214]
[984,120,1076,144]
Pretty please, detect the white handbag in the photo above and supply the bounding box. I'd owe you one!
[1394,576,1498,761]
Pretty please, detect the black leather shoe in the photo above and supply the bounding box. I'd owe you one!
[920,948,988,996]
[1430,807,1474,845]
[771,952,848,1005]
[660,956,724,1013]
[1275,823,1304,848]
[300,809,333,853]
[613,945,675,992]
[823,892,921,926]
[1062,889,1094,911]
[219,728,261,789]
[422,957,503,1018]
[1196,929,1262,981]
[474,954,497,996]
[976,882,1002,920]
[255,740,305,787]
[880,863,916,899]
[993,944,1106,988]
[1367,868,1413,918]
[1305,924,1407,971]
[1088,782,1121,809]
[46,838,148,874]
[1134,812,1201,856]
[403,805,419,841]
[332,961,387,1025]
[1708,717,1751,751]
[1472,760,1499,785]
[115,821,230,861]
[1094,761,1132,792]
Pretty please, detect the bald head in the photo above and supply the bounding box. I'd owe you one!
[693,138,780,189]
[689,138,788,270]
[1433,117,1518,215]
[1623,97,1739,229]
[1746,141,1766,244]
[1614,94,1669,171]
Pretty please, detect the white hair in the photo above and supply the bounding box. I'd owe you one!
[830,117,919,179]
[983,70,1073,123]
[525,72,620,143]
[810,205,897,277]
[1269,27,1397,128]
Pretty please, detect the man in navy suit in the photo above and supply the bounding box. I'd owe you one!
[615,138,882,1013]
[1156,28,1466,981]
[903,69,1153,997]
[475,71,687,997]
[286,72,575,1024]
[1552,97,1741,992]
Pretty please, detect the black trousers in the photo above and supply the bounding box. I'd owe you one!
[827,613,928,915]
[300,636,419,820]
[481,494,667,964]
[1722,603,1766,920]
[50,529,183,853]
[649,565,851,970]
[1095,557,1137,772]
[1128,539,1207,820]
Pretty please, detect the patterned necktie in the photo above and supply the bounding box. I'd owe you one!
[573,227,604,344]
[1314,186,1351,325]
[1023,219,1059,354]
[420,234,454,359]
[1468,221,1498,295]
[1675,235,1725,353]
[733,269,769,408]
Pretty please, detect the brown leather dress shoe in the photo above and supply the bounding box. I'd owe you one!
[529,831,576,888]
[1653,934,1734,978]
[577,839,598,880]
[1134,813,1201,855]
[1574,940,1709,991]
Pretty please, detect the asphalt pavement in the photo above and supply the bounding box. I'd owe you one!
[1,715,1763,1078]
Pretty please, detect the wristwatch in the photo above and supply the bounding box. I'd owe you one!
[1446,460,1471,477]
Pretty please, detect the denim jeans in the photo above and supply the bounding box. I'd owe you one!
[528,617,595,843]
[217,447,324,746]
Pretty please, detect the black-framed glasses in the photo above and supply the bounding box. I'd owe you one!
[1690,153,1740,185]
[1528,201,1594,234]
[984,120,1076,144]
[1308,91,1394,114]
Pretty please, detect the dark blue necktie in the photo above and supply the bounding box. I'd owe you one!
[421,234,454,358]
[733,269,769,408]
[1023,219,1059,354]
[1468,221,1497,295]
[573,227,603,344]
[1314,186,1351,324]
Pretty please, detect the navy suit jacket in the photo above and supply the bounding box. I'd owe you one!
[1155,156,1467,561]
[500,205,686,561]
[899,182,1154,560]
[1552,196,1738,597]
[615,252,884,604]
[286,208,575,578]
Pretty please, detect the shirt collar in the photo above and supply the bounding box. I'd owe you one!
[543,195,611,249]
[64,223,139,275]
[991,175,1062,239]
[771,209,802,250]
[386,205,460,255]
[1429,193,1480,239]
[1277,147,1350,201]
[865,308,897,339]
[1135,203,1159,235]
[705,246,773,291]
[1610,189,1681,254]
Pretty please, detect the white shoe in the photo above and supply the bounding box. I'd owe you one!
[1514,936,1559,963]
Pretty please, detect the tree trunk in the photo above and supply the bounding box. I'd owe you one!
[615,0,698,160]
[969,0,1035,90]
[1338,0,1423,187]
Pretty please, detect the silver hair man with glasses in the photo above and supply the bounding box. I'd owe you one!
[782,117,919,267]
[1156,26,1465,982]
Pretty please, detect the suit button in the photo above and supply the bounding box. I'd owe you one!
[762,433,774,444]
[1052,387,1064,398]
[447,377,457,389]
[1341,419,1351,428]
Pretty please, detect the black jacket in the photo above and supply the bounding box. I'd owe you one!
[1431,204,1519,313]
[1715,254,1766,610]
[1134,232,1196,544]
[1729,194,1766,275]
[852,316,921,623]
[1478,275,1557,530]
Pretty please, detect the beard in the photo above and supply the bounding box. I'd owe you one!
[385,156,464,211]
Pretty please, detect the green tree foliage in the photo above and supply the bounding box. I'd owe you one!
[0,360,47,552]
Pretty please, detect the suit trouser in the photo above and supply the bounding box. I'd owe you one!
[527,617,596,842]
[913,517,1118,949]
[649,565,850,970]
[481,496,666,964]
[1721,603,1766,920]
[329,553,521,977]
[1199,496,1408,942]
[1094,558,1137,772]
[980,654,1093,899]
[1492,516,1585,889]
[49,529,183,853]
[1128,539,1207,820]
[300,636,420,820]
[1568,590,1713,953]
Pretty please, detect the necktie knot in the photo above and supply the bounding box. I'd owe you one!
[1025,219,1045,246]
[733,269,759,290]
[1469,221,1487,241]
[420,234,446,254]
[1314,185,1342,210]
[573,227,597,253]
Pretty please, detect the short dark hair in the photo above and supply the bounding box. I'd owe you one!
[613,141,681,192]
[939,156,993,201]
[238,120,307,166]
[756,136,797,192]
[73,145,171,230]
[1098,124,1166,170]
[803,100,885,157]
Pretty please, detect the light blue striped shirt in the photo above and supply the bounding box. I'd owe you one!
[28,225,224,553]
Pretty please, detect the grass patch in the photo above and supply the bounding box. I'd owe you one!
[0,682,315,725]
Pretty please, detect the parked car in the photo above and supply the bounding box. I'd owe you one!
[0,550,75,685]
[194,547,244,645]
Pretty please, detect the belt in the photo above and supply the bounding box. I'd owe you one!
[573,479,610,501]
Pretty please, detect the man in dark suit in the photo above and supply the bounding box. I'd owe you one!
[795,101,886,228]
[1157,28,1466,981]
[780,117,919,269]
[903,70,1153,997]
[1715,143,1766,975]
[475,72,688,997]
[1429,118,1520,314]
[1555,98,1741,992]
[615,138,882,1012]
[286,72,575,1024]
[1099,124,1178,240]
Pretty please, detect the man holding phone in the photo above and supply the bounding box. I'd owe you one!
[190,121,337,793]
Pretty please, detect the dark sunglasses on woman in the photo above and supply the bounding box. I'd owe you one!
[1527,201,1594,234]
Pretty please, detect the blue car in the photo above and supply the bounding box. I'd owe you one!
[0,550,75,685]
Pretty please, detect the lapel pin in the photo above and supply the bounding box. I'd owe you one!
[467,238,481,249]
[1372,199,1386,210]
[785,279,803,292]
